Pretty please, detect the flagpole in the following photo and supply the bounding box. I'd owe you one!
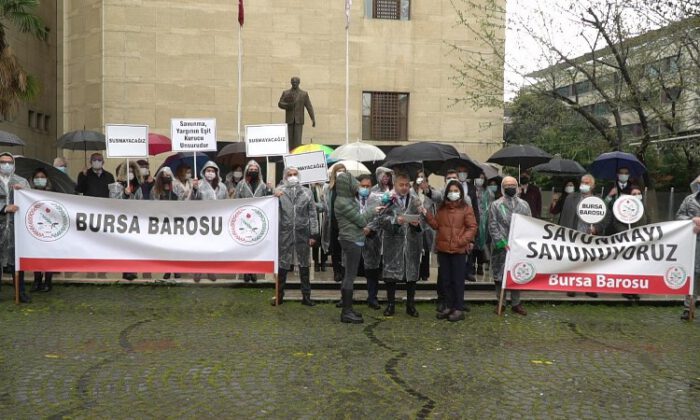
[237,18,242,141]
[345,2,350,145]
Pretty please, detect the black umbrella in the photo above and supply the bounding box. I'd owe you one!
[215,141,265,168]
[477,162,500,180]
[382,160,423,180]
[435,153,481,178]
[530,155,586,176]
[15,157,76,194]
[384,142,460,174]
[0,130,25,147]
[487,144,552,170]
[57,130,106,163]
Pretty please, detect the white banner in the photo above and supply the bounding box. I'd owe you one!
[283,151,328,185]
[503,214,695,295]
[14,190,278,274]
[245,124,289,157]
[105,124,149,158]
[171,118,217,152]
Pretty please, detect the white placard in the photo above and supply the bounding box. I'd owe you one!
[171,118,217,152]
[577,196,607,224]
[283,151,328,185]
[613,195,644,224]
[105,124,148,158]
[245,124,289,157]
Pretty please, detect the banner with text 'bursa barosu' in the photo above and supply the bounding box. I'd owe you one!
[14,190,278,274]
[503,214,695,295]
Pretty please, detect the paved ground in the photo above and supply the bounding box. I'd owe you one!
[0,285,698,419]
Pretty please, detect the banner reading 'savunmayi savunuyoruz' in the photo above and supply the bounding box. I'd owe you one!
[504,214,695,295]
[14,190,278,274]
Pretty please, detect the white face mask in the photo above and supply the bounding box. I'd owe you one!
[287,175,299,185]
[204,171,216,181]
[0,162,13,175]
[618,174,629,183]
[579,184,591,194]
[128,172,135,181]
[632,194,643,201]
[457,172,468,182]
[233,171,243,180]
[474,178,484,187]
[33,178,47,188]
[139,167,149,177]
[415,177,424,185]
[91,160,103,170]
[447,191,461,201]
[564,186,575,194]
[56,166,67,173]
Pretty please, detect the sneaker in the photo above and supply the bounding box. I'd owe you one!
[448,310,465,322]
[511,304,527,316]
[680,310,690,321]
[436,308,452,320]
[207,274,217,281]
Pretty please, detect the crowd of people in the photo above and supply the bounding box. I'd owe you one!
[1,151,699,322]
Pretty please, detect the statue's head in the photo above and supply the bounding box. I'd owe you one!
[290,77,300,89]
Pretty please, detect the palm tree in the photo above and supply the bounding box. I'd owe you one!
[0,0,47,117]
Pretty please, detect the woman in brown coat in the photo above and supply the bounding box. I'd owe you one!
[423,180,478,321]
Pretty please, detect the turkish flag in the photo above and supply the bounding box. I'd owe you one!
[238,0,244,26]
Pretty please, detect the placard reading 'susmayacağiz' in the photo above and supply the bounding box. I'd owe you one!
[503,214,695,295]
[14,190,278,274]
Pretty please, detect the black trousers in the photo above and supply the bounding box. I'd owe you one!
[438,252,466,311]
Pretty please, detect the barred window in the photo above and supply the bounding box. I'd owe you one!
[362,92,409,141]
[371,0,410,21]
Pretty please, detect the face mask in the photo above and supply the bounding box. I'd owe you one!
[358,187,370,198]
[91,160,103,170]
[56,166,67,173]
[580,184,591,194]
[487,185,498,193]
[287,175,299,185]
[140,167,149,177]
[618,174,629,183]
[233,171,243,180]
[0,162,13,175]
[632,194,643,201]
[520,177,529,185]
[415,177,424,185]
[249,171,259,180]
[474,178,484,187]
[128,172,135,181]
[564,186,575,194]
[504,187,517,197]
[458,172,468,182]
[33,178,47,188]
[162,176,172,184]
[204,171,216,181]
[447,191,461,201]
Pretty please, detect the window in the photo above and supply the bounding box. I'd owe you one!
[370,0,410,21]
[28,110,36,128]
[37,113,44,131]
[43,115,51,133]
[573,80,592,96]
[362,92,409,141]
[554,85,572,97]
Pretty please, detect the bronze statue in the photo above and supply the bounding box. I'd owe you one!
[278,77,315,150]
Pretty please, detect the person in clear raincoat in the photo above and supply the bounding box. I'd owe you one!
[191,161,228,282]
[234,160,272,283]
[0,153,31,303]
[110,160,144,281]
[378,172,423,318]
[321,163,347,283]
[413,169,437,281]
[676,174,700,321]
[272,166,319,306]
[357,174,383,309]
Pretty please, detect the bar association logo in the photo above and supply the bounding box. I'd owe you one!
[25,200,70,242]
[229,206,269,246]
[510,261,536,284]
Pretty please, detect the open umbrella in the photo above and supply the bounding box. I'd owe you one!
[57,130,106,150]
[0,130,25,147]
[148,133,171,156]
[291,144,335,157]
[487,144,552,170]
[15,157,76,194]
[477,162,500,180]
[216,141,265,168]
[382,160,423,180]
[590,151,647,180]
[329,142,385,162]
[530,155,586,176]
[160,152,211,177]
[384,142,460,174]
[435,153,481,178]
[330,160,371,177]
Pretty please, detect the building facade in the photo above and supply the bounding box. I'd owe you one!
[11,0,506,175]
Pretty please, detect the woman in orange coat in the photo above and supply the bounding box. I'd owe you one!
[423,180,478,322]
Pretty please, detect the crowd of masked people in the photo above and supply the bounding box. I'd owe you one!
[1,151,699,322]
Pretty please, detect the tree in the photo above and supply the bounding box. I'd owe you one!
[0,0,47,117]
[449,0,700,181]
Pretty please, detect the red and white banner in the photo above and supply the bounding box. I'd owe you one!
[504,214,695,295]
[14,190,278,274]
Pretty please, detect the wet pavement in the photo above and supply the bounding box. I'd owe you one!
[0,285,698,419]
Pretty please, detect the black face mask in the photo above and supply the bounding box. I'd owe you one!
[520,177,529,185]
[504,187,517,197]
[249,172,259,180]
